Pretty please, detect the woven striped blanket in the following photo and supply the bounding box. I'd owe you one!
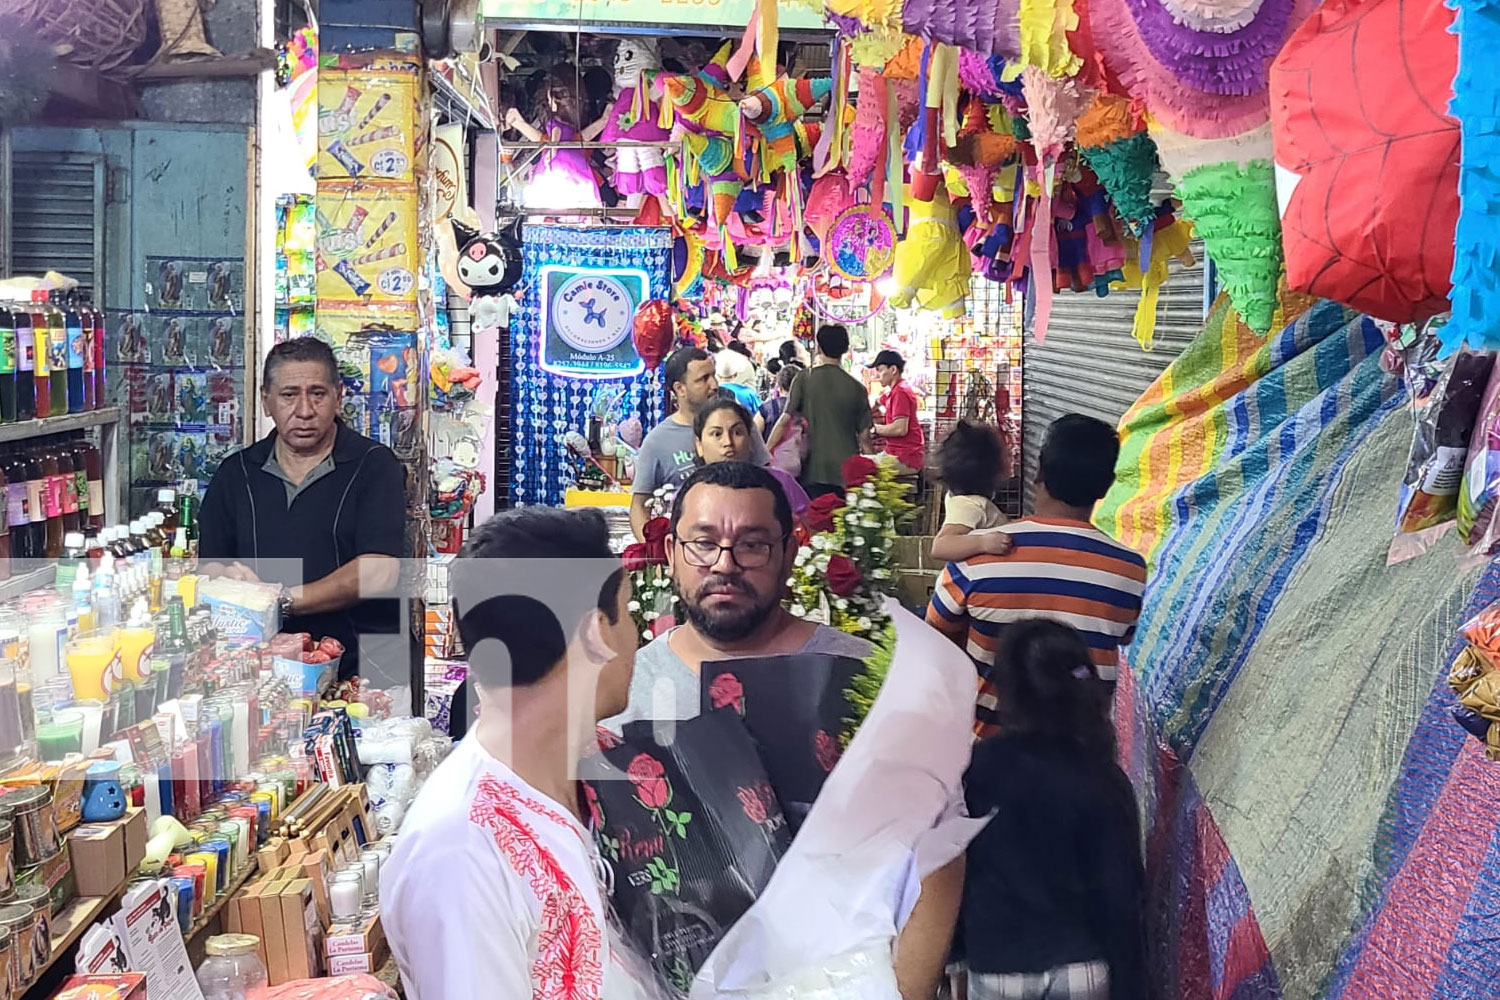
[1100,296,1500,998]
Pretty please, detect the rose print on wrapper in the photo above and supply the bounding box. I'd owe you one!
[814,730,841,773]
[710,672,746,714]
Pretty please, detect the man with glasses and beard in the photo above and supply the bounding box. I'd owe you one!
[608,461,872,728]
[605,461,963,1000]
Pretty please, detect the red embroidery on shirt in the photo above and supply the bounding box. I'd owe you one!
[471,774,604,1000]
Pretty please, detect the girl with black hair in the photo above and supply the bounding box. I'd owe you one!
[932,421,1014,563]
[960,620,1146,1000]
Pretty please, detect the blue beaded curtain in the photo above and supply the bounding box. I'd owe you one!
[510,225,672,507]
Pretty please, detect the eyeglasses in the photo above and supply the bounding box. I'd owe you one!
[676,536,786,570]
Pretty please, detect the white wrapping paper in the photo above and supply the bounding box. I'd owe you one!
[689,600,986,999]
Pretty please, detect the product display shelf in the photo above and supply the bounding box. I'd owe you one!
[0,406,123,531]
[0,408,120,445]
[185,862,258,945]
[22,875,132,998]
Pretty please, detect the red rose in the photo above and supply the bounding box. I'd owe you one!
[814,730,840,773]
[842,455,879,488]
[738,786,768,824]
[825,554,863,597]
[793,523,812,549]
[622,544,650,572]
[594,725,622,751]
[709,673,745,713]
[805,493,844,534]
[642,518,671,547]
[627,753,672,809]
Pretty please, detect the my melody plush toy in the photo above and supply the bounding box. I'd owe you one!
[451,218,523,332]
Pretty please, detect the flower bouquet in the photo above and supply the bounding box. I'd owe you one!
[624,515,681,644]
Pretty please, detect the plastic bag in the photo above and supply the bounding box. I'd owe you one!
[1389,326,1493,563]
[699,654,865,833]
[1460,356,1500,555]
[587,709,791,997]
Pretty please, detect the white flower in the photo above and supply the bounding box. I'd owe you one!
[857,616,872,631]
[852,536,865,547]
[790,603,807,617]
[872,568,889,580]
[644,610,659,621]
[836,598,848,610]
[641,629,652,640]
[627,600,642,612]
[862,483,877,496]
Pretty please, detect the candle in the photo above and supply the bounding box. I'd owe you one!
[358,851,381,898]
[328,873,362,921]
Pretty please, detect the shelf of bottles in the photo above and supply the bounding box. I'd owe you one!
[0,289,124,570]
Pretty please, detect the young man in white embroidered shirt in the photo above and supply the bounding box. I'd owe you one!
[381,507,651,1000]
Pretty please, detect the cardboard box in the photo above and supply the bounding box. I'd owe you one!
[258,878,289,985]
[324,911,383,958]
[120,808,147,874]
[257,837,291,875]
[68,822,126,897]
[277,878,323,983]
[327,951,383,976]
[56,973,147,999]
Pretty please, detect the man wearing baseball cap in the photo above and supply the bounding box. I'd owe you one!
[867,349,926,475]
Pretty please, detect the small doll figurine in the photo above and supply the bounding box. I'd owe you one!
[504,68,602,213]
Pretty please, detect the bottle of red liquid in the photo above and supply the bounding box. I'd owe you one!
[89,300,106,411]
[73,435,103,532]
[0,455,11,582]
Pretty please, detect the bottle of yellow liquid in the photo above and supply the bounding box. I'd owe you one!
[71,562,94,634]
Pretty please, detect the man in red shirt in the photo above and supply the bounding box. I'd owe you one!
[868,349,926,474]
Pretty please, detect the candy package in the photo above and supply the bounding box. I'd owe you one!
[1460,357,1500,556]
[1389,326,1493,563]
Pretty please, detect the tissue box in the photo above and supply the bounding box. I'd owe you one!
[200,579,282,648]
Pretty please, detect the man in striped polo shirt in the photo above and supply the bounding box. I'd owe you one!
[926,414,1148,738]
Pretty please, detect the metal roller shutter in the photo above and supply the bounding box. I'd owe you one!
[6,151,105,297]
[1022,240,1206,510]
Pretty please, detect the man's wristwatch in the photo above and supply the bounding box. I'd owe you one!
[278,590,296,620]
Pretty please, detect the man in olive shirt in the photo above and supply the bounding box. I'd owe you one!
[767,324,873,498]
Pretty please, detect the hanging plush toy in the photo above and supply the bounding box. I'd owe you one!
[452,219,523,333]
[585,37,670,205]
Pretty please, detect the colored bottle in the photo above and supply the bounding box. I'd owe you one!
[12,305,34,422]
[40,442,64,558]
[57,443,80,535]
[88,300,106,411]
[93,551,119,630]
[76,294,95,411]
[28,293,49,419]
[4,450,28,562]
[72,563,93,634]
[165,596,188,700]
[44,292,67,416]
[62,293,84,414]
[84,532,103,572]
[67,435,89,531]
[178,494,198,567]
[0,458,11,582]
[79,436,103,532]
[23,448,45,561]
[0,302,15,423]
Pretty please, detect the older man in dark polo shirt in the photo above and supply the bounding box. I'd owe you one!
[198,337,405,679]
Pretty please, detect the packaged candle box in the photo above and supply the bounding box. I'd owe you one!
[68,821,126,896]
[55,972,147,1000]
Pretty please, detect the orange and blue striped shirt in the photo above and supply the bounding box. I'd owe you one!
[925,518,1148,737]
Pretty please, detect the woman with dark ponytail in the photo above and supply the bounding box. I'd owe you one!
[958,620,1146,1000]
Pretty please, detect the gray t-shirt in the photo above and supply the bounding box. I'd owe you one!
[631,415,771,496]
[604,625,874,731]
